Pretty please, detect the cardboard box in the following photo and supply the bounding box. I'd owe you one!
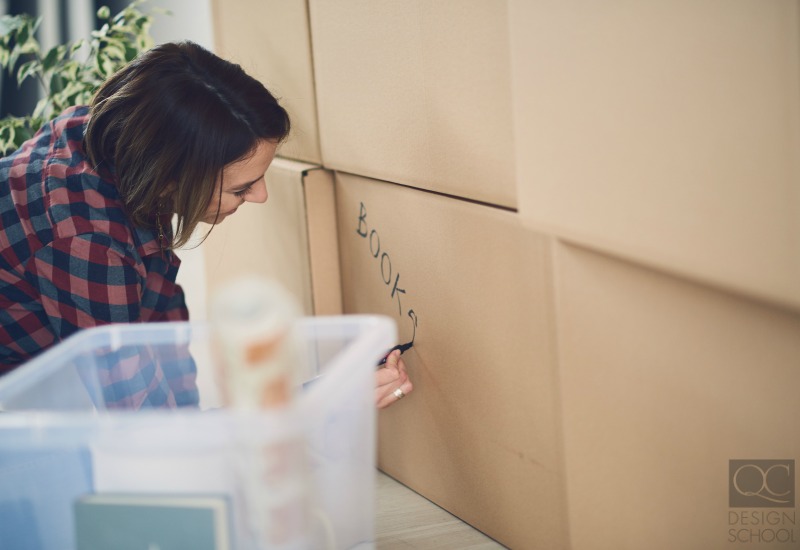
[555,241,800,550]
[309,0,516,208]
[203,159,341,316]
[509,0,800,311]
[211,0,321,163]
[335,171,567,549]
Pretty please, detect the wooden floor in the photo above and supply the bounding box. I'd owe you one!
[375,471,506,549]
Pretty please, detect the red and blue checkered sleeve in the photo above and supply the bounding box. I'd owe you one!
[159,280,189,322]
[25,233,144,339]
[24,233,199,409]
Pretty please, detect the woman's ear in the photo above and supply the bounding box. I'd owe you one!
[157,182,179,215]
[159,181,177,200]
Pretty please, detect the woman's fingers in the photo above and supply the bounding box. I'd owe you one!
[376,359,401,387]
[375,350,413,409]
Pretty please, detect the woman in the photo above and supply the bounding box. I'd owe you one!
[0,41,411,407]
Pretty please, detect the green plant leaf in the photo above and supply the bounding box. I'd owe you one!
[16,21,29,46]
[123,43,138,62]
[8,48,21,72]
[41,44,62,72]
[0,114,40,156]
[60,60,79,81]
[16,17,41,54]
[92,23,111,39]
[117,10,133,24]
[60,81,84,98]
[0,15,25,36]
[15,119,37,144]
[32,97,49,119]
[101,56,115,77]
[15,59,39,85]
[100,38,127,61]
[0,16,12,35]
[108,24,136,37]
[73,88,95,107]
[69,39,85,56]
[0,122,16,154]
[133,15,151,32]
[49,71,65,94]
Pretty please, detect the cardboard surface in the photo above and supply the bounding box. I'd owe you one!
[211,0,321,163]
[509,0,800,310]
[555,242,800,550]
[336,172,567,549]
[203,158,341,316]
[310,0,516,208]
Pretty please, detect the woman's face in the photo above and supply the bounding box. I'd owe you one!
[202,139,278,224]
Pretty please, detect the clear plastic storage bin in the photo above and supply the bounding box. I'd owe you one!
[0,315,396,550]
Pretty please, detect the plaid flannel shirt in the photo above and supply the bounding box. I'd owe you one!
[0,106,197,407]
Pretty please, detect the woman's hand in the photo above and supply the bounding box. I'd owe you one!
[375,349,413,409]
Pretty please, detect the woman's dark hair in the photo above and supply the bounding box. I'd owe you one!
[84,40,290,248]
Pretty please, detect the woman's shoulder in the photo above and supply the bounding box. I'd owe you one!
[46,175,137,252]
[0,107,147,267]
[42,135,137,258]
[45,106,91,159]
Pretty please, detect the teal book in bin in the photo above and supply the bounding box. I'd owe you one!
[0,315,396,550]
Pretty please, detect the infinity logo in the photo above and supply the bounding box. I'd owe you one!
[729,460,795,508]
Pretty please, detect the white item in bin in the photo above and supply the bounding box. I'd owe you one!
[211,277,304,409]
[211,277,311,548]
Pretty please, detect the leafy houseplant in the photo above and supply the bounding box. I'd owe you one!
[0,1,166,156]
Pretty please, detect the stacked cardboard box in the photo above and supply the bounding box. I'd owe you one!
[510,3,800,548]
[209,1,800,548]
[336,172,566,547]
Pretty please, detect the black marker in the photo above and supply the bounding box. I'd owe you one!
[377,341,414,366]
